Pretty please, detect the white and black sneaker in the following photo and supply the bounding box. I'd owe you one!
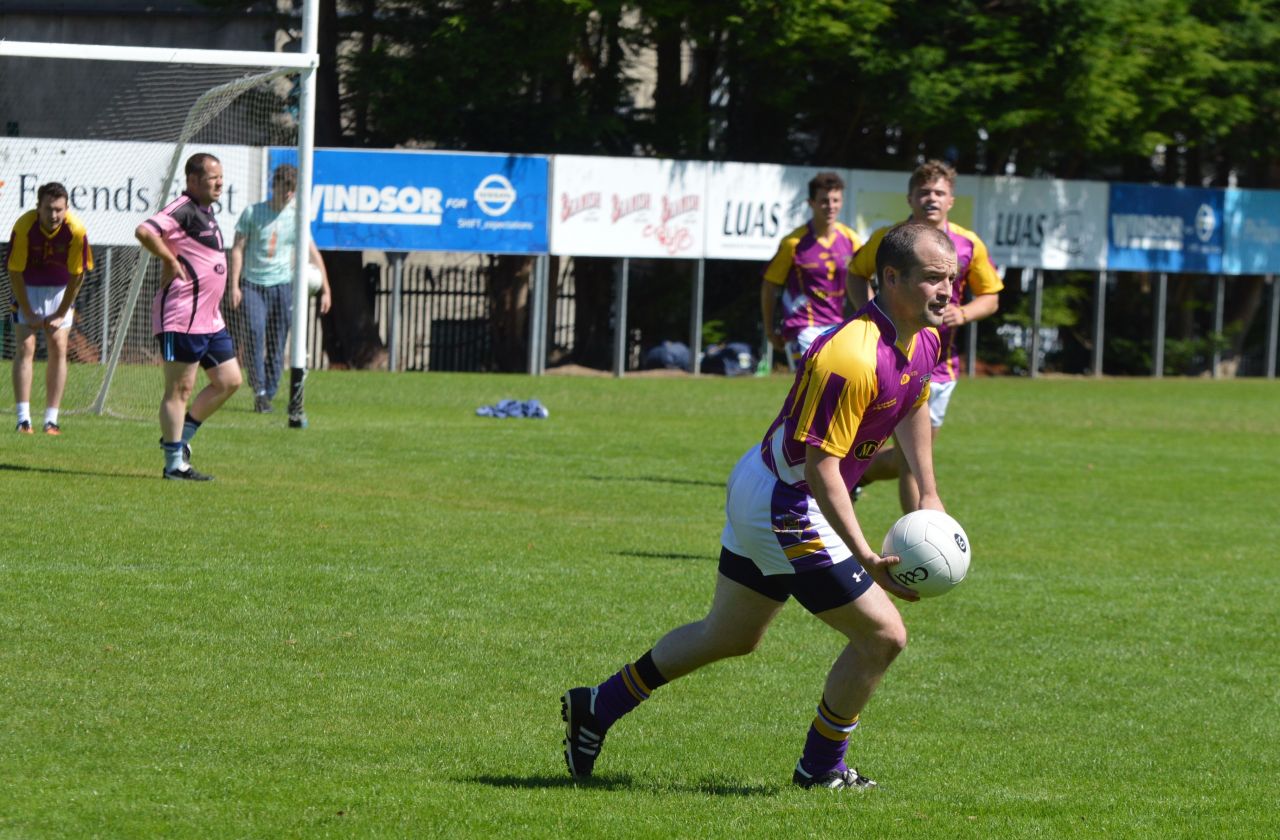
[163,465,213,481]
[561,686,606,778]
[792,762,877,790]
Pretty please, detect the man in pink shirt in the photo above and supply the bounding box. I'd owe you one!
[136,153,242,481]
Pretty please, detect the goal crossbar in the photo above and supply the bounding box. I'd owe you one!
[0,39,317,70]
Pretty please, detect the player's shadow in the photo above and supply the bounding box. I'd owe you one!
[614,550,710,562]
[467,773,776,797]
[585,474,722,488]
[0,462,148,480]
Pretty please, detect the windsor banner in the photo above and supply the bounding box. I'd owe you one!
[269,148,548,253]
[1107,183,1225,273]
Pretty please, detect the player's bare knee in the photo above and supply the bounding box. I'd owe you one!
[875,622,909,664]
[167,384,194,403]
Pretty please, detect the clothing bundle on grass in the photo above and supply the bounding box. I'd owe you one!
[475,399,550,419]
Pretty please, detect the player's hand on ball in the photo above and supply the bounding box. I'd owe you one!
[862,551,921,602]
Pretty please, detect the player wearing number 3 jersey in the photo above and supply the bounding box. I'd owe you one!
[761,171,861,368]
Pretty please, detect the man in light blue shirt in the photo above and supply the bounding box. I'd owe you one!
[228,164,331,413]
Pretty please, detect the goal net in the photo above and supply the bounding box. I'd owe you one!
[0,43,312,423]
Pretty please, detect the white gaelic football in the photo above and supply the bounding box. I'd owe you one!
[881,509,971,598]
[305,263,324,294]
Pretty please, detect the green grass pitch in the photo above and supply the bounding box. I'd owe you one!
[1,371,1277,838]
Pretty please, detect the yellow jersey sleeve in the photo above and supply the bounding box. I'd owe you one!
[65,211,94,275]
[762,225,807,286]
[849,226,886,280]
[6,211,37,274]
[792,318,880,458]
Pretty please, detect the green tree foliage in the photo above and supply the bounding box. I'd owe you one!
[208,1,1280,183]
[199,0,1280,372]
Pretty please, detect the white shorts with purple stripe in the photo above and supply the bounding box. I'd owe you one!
[720,448,854,577]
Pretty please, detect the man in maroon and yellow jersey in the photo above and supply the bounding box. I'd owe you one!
[563,224,958,791]
[7,182,93,435]
[762,171,861,368]
[849,160,1003,512]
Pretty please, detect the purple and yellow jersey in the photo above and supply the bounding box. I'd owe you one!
[759,300,940,494]
[763,221,861,340]
[6,209,93,287]
[144,191,228,336]
[851,221,1002,384]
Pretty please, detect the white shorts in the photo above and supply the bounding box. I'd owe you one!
[720,448,854,576]
[13,286,74,330]
[786,324,839,368]
[928,380,958,428]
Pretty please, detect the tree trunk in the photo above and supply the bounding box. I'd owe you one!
[321,252,387,370]
[1219,276,1265,376]
[489,255,531,372]
[570,257,616,369]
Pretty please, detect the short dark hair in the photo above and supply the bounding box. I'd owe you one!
[908,159,956,194]
[271,163,298,193]
[36,182,68,205]
[185,153,221,178]
[875,222,954,280]
[808,171,845,200]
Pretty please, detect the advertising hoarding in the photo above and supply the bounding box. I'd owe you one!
[1107,183,1224,273]
[549,155,707,258]
[0,137,260,246]
[269,147,548,253]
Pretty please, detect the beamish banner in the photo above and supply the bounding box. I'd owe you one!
[549,155,707,259]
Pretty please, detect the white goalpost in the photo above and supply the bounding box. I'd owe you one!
[0,17,319,426]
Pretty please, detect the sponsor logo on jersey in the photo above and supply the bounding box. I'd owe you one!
[854,440,880,460]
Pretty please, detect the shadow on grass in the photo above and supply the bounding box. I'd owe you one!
[615,550,710,562]
[586,474,722,489]
[0,461,147,480]
[468,773,777,797]
[469,773,635,791]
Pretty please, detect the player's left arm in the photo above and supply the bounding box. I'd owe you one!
[893,400,944,513]
[806,446,920,602]
[308,240,331,315]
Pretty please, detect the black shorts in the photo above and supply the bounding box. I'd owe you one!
[157,328,236,369]
[718,546,874,614]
